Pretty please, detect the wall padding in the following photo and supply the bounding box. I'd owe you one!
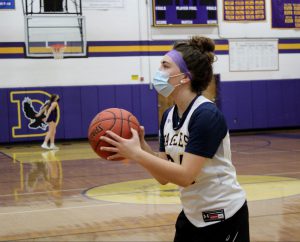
[0,84,158,143]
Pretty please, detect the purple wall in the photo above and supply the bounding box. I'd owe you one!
[0,84,158,143]
[1,79,300,143]
[219,79,300,131]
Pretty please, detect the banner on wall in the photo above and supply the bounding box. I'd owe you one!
[272,0,300,28]
[0,0,15,9]
[223,0,265,21]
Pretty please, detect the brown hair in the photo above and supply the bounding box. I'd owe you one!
[173,36,215,94]
[49,94,59,103]
[42,94,59,111]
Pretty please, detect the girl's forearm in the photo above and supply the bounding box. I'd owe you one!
[134,150,190,187]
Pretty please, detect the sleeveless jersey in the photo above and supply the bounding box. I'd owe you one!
[163,95,246,227]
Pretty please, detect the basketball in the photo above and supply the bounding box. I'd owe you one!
[88,108,141,160]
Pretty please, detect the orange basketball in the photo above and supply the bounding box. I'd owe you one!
[88,108,140,160]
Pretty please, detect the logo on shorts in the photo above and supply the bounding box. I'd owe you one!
[202,209,225,222]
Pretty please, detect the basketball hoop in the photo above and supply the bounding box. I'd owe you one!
[49,44,66,59]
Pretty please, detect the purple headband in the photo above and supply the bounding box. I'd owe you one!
[166,49,192,79]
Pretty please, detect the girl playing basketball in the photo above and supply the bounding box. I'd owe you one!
[36,94,60,150]
[100,36,250,242]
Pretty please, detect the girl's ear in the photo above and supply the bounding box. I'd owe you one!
[180,75,191,84]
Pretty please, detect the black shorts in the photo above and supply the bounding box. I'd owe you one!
[46,113,57,123]
[174,201,250,242]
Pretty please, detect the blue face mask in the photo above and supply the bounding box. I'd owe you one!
[152,70,175,97]
[153,70,185,97]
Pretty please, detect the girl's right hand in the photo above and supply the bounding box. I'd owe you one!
[139,126,147,150]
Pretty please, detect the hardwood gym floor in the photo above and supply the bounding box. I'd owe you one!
[0,130,300,241]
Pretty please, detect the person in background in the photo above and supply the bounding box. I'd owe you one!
[100,36,250,242]
[36,94,60,150]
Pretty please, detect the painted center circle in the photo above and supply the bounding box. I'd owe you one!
[84,175,300,204]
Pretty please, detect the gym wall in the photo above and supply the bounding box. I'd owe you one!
[0,0,299,143]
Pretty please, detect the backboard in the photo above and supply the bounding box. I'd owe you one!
[24,15,87,58]
[22,0,82,15]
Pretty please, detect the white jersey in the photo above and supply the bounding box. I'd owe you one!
[163,96,246,227]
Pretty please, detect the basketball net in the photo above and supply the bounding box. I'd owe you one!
[49,44,66,59]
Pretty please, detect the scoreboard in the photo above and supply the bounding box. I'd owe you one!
[0,0,15,9]
[152,0,218,26]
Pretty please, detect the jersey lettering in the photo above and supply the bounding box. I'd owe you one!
[166,154,183,164]
[164,132,188,147]
[166,154,174,163]
[170,133,179,146]
[178,132,184,147]
[164,133,169,146]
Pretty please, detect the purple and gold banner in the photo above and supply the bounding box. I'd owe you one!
[223,0,265,21]
[272,0,300,28]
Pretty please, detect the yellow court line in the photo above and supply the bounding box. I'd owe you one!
[29,46,82,53]
[2,44,300,55]
[0,45,228,54]
[89,45,172,52]
[0,47,23,54]
[89,44,229,52]
[215,44,229,51]
[278,43,300,49]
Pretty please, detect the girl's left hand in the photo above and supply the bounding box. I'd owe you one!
[100,128,142,161]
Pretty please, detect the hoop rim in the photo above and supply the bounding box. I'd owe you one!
[49,44,67,59]
[49,44,66,50]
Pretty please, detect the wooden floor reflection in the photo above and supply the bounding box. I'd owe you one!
[0,130,300,241]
